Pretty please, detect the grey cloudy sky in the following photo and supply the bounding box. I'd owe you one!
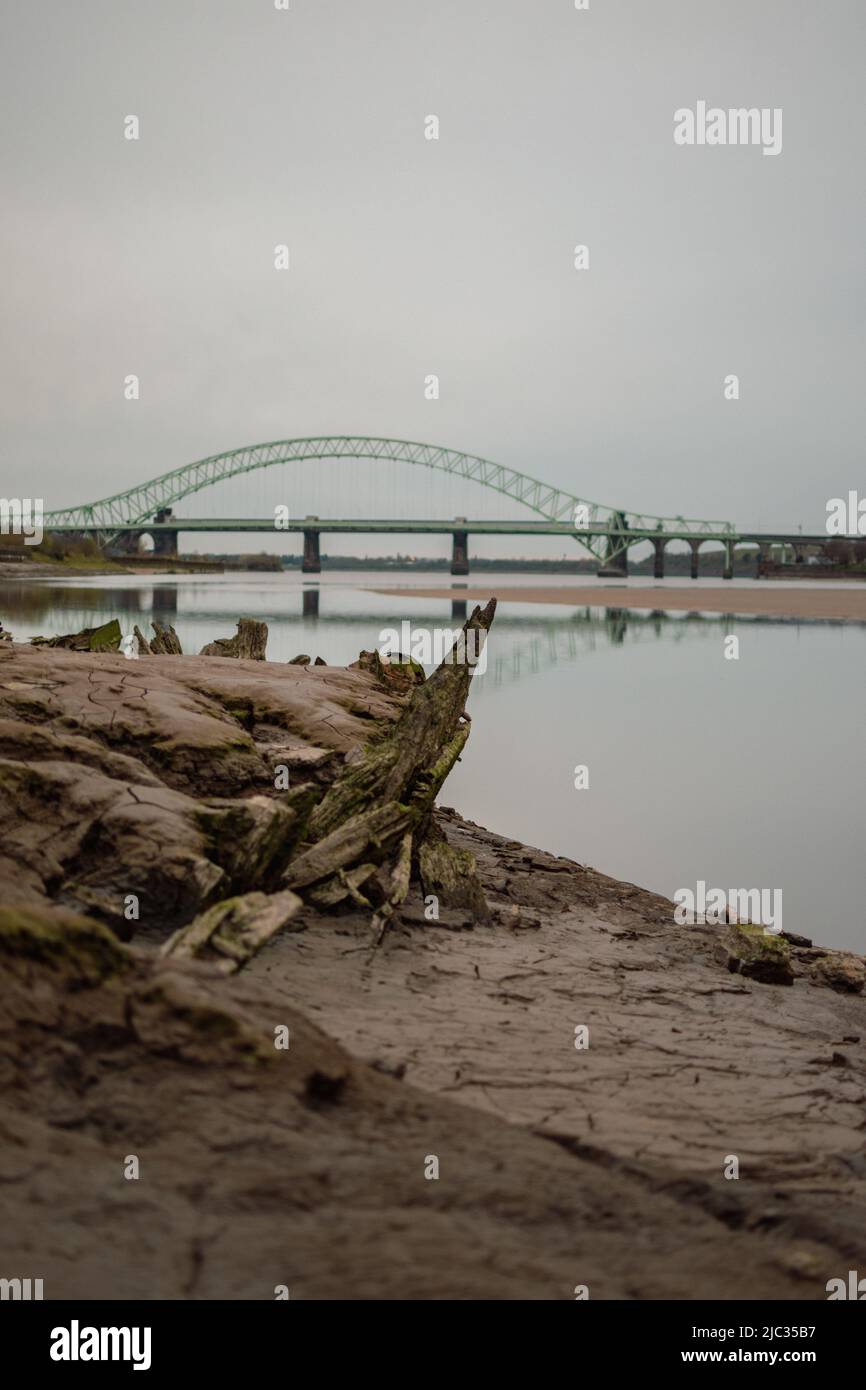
[1,0,863,555]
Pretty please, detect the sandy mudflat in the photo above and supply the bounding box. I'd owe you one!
[2,639,866,1298]
[370,583,866,622]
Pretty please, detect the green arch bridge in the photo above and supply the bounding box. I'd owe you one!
[41,434,806,577]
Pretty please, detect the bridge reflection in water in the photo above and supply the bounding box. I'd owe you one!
[1,575,846,693]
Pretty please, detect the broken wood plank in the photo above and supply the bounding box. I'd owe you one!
[282,801,413,890]
[370,829,414,948]
[159,888,302,973]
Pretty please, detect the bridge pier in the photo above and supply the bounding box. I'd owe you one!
[302,587,320,617]
[652,537,667,579]
[302,527,321,574]
[152,508,178,558]
[723,540,736,580]
[108,531,143,557]
[451,528,469,576]
[756,542,772,578]
[598,511,630,577]
[688,539,704,580]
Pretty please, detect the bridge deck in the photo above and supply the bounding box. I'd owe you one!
[44,517,824,545]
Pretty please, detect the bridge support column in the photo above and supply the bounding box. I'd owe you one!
[302,588,320,617]
[652,537,667,579]
[688,539,703,580]
[723,540,736,581]
[757,542,772,578]
[451,529,469,576]
[152,508,178,557]
[302,529,321,574]
[598,511,630,577]
[108,531,143,557]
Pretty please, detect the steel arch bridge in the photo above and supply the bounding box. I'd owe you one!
[43,434,735,562]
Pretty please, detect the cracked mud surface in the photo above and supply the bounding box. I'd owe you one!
[1,641,865,1298]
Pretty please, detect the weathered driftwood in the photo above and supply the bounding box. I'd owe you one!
[196,789,316,890]
[306,861,377,909]
[349,649,425,692]
[133,624,153,655]
[370,829,413,947]
[135,792,315,969]
[282,802,412,890]
[279,598,496,944]
[29,619,122,652]
[200,618,268,660]
[160,889,302,974]
[308,599,495,845]
[149,621,183,655]
[418,819,489,921]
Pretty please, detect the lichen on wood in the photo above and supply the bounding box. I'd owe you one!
[715,922,794,985]
[418,820,489,921]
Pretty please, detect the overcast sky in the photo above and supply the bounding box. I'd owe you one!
[1,0,863,556]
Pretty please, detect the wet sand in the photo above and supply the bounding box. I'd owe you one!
[370,583,866,622]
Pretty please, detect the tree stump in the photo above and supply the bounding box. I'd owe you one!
[200,619,268,660]
[149,621,183,655]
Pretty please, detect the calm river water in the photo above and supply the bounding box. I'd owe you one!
[3,570,864,953]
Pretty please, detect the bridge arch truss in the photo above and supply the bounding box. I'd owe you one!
[43,435,734,560]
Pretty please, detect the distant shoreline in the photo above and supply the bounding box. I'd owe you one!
[369,583,866,622]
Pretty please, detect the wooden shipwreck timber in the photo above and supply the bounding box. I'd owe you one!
[160,600,497,966]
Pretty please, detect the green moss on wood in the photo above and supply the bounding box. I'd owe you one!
[718,923,793,985]
[0,906,130,985]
